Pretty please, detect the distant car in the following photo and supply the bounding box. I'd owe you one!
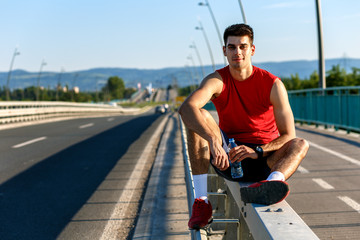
[155,105,165,114]
[163,103,169,112]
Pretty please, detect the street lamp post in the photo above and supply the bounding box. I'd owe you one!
[237,0,247,24]
[184,65,196,92]
[6,47,20,101]
[36,59,47,101]
[315,0,325,89]
[56,67,65,101]
[187,54,201,85]
[196,20,216,71]
[198,0,227,66]
[189,42,205,79]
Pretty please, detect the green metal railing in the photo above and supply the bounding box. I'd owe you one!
[288,86,360,133]
[202,86,360,133]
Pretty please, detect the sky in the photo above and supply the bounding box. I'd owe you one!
[1,0,360,73]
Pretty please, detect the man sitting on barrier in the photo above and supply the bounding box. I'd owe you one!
[178,23,309,230]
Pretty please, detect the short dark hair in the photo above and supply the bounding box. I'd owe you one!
[223,24,254,46]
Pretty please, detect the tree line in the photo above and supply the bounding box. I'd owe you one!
[282,65,360,90]
[0,76,136,102]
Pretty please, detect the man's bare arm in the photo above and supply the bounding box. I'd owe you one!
[179,72,229,170]
[229,79,296,162]
[261,79,296,156]
[179,72,222,141]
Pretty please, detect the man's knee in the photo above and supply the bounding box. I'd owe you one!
[287,138,309,157]
[292,138,309,151]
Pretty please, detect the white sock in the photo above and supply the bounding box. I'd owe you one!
[266,171,285,181]
[193,174,208,203]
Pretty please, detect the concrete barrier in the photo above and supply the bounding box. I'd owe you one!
[179,115,320,240]
[0,101,150,125]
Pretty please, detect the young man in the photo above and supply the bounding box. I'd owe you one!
[178,24,309,230]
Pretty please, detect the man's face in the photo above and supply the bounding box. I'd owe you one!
[223,35,255,70]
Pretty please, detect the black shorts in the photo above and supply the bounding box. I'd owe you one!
[210,129,271,182]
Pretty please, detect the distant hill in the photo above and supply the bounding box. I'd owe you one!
[1,58,359,92]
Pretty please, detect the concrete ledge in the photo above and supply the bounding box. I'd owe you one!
[225,180,320,240]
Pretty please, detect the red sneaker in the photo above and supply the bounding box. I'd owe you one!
[188,198,213,229]
[240,180,289,205]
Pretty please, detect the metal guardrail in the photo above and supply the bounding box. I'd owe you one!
[0,101,149,125]
[179,116,207,240]
[288,86,360,133]
[179,115,319,240]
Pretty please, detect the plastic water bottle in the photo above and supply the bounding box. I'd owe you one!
[228,138,243,179]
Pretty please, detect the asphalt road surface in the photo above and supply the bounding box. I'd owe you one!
[287,124,360,239]
[1,109,359,240]
[0,110,166,239]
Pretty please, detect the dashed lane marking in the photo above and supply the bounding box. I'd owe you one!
[12,136,47,148]
[79,123,94,129]
[338,196,360,213]
[312,178,335,190]
[297,165,309,173]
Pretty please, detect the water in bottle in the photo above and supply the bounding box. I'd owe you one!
[228,138,243,178]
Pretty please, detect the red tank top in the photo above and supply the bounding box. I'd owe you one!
[212,65,279,144]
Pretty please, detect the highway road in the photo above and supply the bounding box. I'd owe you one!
[288,124,360,239]
[0,108,359,240]
[0,109,167,240]
[154,88,178,103]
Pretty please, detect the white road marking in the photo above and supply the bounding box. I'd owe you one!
[338,196,360,213]
[99,115,168,240]
[312,178,335,190]
[79,123,94,129]
[12,136,47,148]
[107,118,114,121]
[297,165,309,173]
[308,141,360,167]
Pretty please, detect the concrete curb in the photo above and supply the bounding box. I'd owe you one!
[132,113,191,239]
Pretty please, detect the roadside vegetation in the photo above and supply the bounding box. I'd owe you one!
[0,76,136,102]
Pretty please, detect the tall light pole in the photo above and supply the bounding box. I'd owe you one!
[184,65,196,92]
[71,73,79,102]
[237,0,247,24]
[6,47,20,101]
[196,20,216,71]
[189,41,205,79]
[36,59,47,101]
[56,67,65,101]
[315,0,325,89]
[198,0,227,66]
[187,54,201,85]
